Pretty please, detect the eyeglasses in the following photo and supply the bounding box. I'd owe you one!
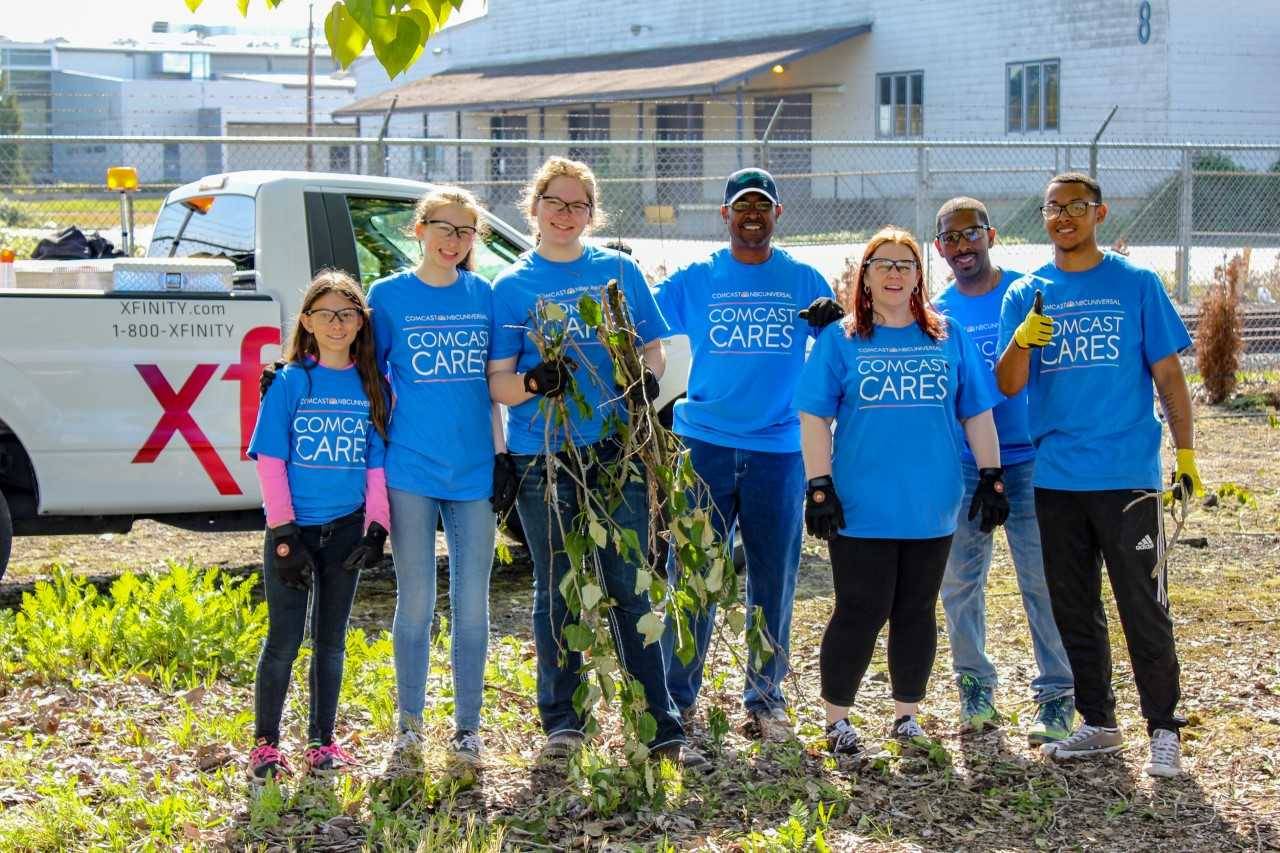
[538,194,593,216]
[864,258,920,275]
[305,307,363,326]
[1040,201,1101,220]
[935,225,991,246]
[425,219,478,240]
[729,200,776,213]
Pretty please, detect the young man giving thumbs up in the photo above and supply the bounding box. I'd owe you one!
[996,172,1203,779]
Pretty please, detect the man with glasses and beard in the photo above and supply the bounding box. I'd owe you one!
[654,168,837,742]
[931,197,1075,748]
[996,172,1201,779]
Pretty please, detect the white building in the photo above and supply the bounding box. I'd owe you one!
[0,29,357,183]
[332,0,1280,234]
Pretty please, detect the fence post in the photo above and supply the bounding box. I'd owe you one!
[1176,147,1194,303]
[915,145,930,250]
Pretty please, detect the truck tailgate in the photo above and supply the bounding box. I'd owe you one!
[0,290,282,514]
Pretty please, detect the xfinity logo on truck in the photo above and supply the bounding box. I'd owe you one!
[130,326,281,495]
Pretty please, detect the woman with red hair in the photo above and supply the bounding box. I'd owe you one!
[795,226,1007,765]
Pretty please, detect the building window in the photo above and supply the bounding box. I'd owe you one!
[329,146,351,173]
[567,105,610,170]
[753,95,812,200]
[876,71,923,137]
[1007,59,1059,133]
[489,114,528,204]
[655,101,704,206]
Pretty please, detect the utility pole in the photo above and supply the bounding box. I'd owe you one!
[305,0,315,171]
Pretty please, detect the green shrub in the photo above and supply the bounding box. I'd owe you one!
[1,563,267,688]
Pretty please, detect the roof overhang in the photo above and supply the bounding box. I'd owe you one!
[336,23,871,117]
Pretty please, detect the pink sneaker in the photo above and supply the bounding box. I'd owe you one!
[247,739,292,784]
[304,741,357,777]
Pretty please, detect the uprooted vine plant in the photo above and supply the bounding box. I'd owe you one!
[521,278,779,775]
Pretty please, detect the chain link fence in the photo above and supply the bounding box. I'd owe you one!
[2,134,1278,361]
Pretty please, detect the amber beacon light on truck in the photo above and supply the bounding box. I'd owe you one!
[106,166,139,256]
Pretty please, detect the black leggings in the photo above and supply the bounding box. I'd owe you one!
[820,535,953,707]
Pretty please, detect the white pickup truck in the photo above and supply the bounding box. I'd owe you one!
[0,170,693,581]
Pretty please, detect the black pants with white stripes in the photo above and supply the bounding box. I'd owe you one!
[1035,488,1184,735]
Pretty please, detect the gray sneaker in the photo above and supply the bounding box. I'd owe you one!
[1040,724,1123,760]
[1143,728,1183,778]
[451,729,484,767]
[537,730,584,766]
[749,706,795,743]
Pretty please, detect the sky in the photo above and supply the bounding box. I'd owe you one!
[2,1,482,45]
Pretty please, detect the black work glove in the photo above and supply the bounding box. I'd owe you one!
[491,452,518,516]
[270,523,316,590]
[798,296,846,330]
[523,357,577,398]
[342,521,388,572]
[620,367,661,407]
[805,476,846,541]
[259,359,286,399]
[968,467,1010,533]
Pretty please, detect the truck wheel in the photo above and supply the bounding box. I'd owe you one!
[0,491,11,584]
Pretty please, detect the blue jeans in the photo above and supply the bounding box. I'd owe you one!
[389,488,495,733]
[661,436,804,714]
[254,509,363,746]
[514,441,684,748]
[940,459,1074,704]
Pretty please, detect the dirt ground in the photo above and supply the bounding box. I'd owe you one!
[2,397,1278,851]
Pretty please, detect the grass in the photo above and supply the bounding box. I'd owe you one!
[0,402,1277,850]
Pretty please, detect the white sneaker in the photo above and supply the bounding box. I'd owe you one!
[384,728,425,776]
[1040,724,1123,760]
[1143,728,1184,778]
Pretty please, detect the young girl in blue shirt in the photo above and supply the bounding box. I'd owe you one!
[247,270,391,783]
[367,187,515,773]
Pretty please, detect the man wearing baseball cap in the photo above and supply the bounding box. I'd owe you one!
[655,167,839,742]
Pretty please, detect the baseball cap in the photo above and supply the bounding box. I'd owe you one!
[723,168,780,207]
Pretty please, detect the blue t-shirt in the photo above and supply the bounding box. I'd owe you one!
[795,317,1001,539]
[997,252,1192,491]
[933,269,1042,466]
[491,245,669,454]
[248,361,386,526]
[654,247,833,453]
[368,269,494,501]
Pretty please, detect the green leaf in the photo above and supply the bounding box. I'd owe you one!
[637,711,657,744]
[542,302,567,323]
[581,583,603,611]
[564,622,594,652]
[633,569,651,598]
[183,0,203,12]
[705,557,724,594]
[370,12,424,78]
[726,607,746,635]
[324,3,371,69]
[588,518,608,549]
[636,612,664,647]
[235,0,250,15]
[578,294,603,328]
[673,611,695,666]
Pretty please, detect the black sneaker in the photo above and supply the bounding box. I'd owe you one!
[825,719,867,767]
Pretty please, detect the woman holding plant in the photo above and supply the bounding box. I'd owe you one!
[487,156,701,769]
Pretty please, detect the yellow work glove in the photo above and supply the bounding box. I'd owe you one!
[1171,448,1204,499]
[1013,290,1054,349]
